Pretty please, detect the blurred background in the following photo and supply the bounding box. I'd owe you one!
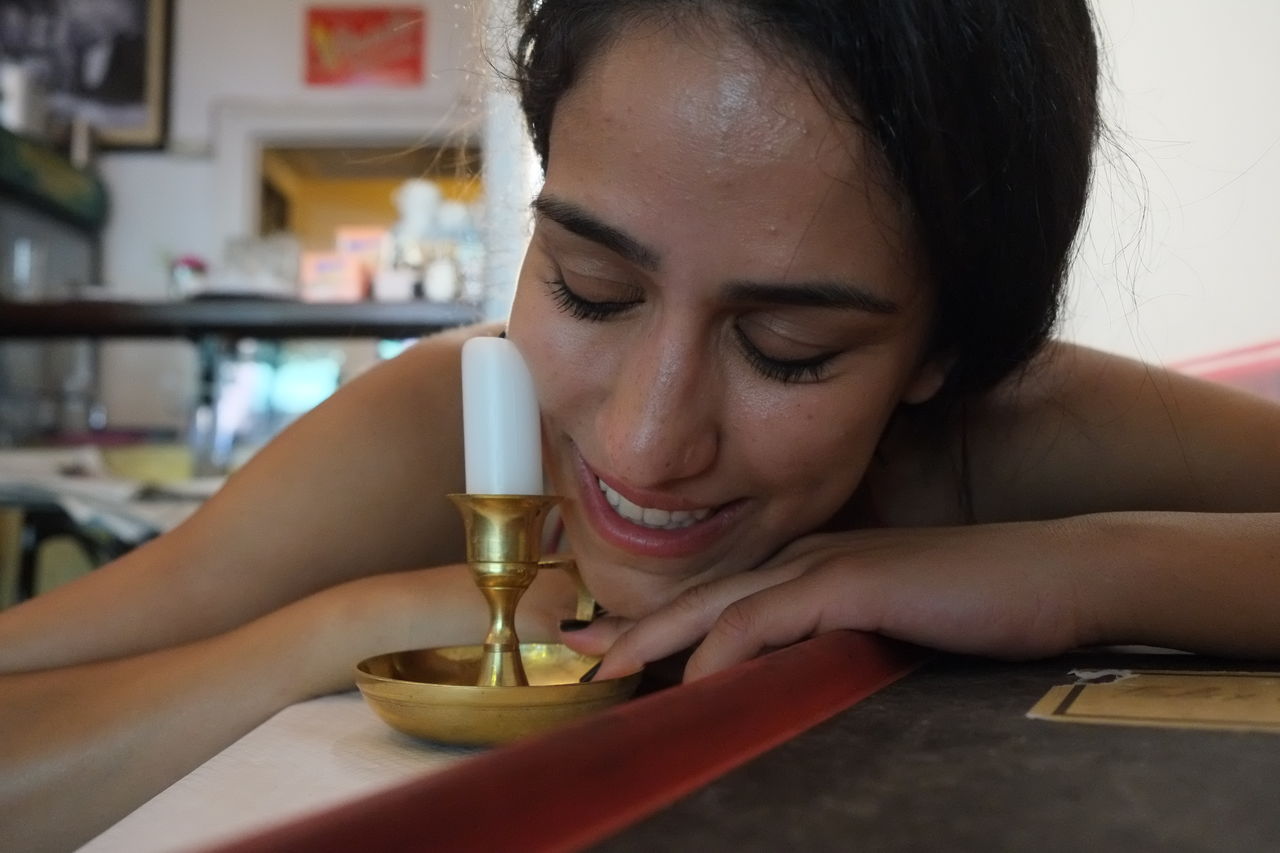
[0,0,1277,601]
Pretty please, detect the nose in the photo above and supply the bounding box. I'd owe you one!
[596,328,719,488]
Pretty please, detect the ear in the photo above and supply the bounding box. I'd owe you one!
[900,353,952,405]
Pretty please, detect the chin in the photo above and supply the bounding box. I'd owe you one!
[561,515,755,620]
[573,557,695,620]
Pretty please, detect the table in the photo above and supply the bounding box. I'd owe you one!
[176,636,1280,852]
[0,298,482,470]
[602,652,1280,852]
[77,693,475,853]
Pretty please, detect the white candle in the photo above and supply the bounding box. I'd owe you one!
[461,336,543,495]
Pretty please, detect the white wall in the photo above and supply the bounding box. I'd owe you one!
[96,0,483,428]
[1064,0,1280,364]
[96,154,215,426]
[102,0,481,295]
[170,0,483,149]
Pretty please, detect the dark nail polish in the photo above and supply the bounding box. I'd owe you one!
[559,619,591,632]
[579,661,602,683]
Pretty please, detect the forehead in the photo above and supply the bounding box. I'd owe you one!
[544,17,918,290]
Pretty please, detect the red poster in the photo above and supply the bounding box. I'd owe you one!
[306,7,426,87]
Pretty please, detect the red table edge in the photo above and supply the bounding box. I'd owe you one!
[208,631,927,853]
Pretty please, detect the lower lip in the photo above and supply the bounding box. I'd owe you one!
[571,451,743,559]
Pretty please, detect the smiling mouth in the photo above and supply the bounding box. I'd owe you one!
[595,477,714,530]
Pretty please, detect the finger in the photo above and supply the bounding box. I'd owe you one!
[557,615,633,657]
[592,562,805,680]
[683,569,879,681]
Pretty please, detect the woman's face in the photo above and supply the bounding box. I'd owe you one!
[509,20,943,617]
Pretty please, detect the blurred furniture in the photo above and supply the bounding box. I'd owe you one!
[0,296,481,472]
[0,444,218,606]
[0,497,137,605]
[0,446,145,605]
[0,126,108,446]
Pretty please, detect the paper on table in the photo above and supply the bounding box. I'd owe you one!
[1027,668,1280,733]
[78,693,482,853]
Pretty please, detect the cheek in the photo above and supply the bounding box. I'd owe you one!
[733,375,903,503]
[509,283,616,433]
[746,405,875,488]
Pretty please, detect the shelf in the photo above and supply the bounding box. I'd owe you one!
[0,298,482,340]
[0,128,107,232]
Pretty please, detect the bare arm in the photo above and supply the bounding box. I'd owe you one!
[0,563,573,852]
[1074,509,1280,657]
[867,343,1280,526]
[961,346,1280,653]
[960,341,1280,521]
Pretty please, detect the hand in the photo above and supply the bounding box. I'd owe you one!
[560,518,1092,682]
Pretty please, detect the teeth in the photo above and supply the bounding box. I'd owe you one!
[642,507,671,526]
[597,478,713,530]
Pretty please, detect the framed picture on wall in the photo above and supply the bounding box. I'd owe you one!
[304,6,426,87]
[0,0,171,149]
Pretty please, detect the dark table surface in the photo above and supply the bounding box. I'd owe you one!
[598,652,1280,852]
[0,297,481,340]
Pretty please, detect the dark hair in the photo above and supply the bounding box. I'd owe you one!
[511,0,1100,400]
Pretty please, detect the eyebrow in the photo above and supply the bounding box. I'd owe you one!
[724,281,900,314]
[532,193,899,315]
[531,194,661,271]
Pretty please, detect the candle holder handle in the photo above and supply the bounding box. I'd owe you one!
[448,494,560,687]
[538,556,595,622]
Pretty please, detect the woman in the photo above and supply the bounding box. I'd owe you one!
[3,1,1279,849]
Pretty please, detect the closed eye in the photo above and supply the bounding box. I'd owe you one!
[733,325,838,384]
[547,275,642,322]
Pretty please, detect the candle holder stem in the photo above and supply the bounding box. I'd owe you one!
[448,494,560,688]
[473,562,535,686]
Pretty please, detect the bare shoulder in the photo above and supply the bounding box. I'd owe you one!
[329,320,501,411]
[233,320,490,488]
[872,340,1280,525]
[178,321,503,585]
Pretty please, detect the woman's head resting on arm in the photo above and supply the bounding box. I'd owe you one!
[503,0,1100,617]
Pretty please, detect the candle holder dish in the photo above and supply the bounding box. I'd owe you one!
[355,494,641,744]
[356,642,638,744]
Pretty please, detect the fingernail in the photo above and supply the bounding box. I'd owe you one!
[559,619,591,632]
[593,602,607,618]
[579,661,602,683]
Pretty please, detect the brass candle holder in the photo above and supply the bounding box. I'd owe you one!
[355,494,641,745]
[449,493,557,687]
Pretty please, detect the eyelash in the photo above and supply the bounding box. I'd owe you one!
[546,275,836,384]
[733,327,835,384]
[547,276,638,321]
